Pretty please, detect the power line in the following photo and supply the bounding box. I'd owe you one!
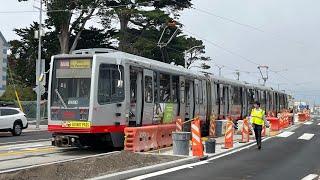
[183,28,260,66]
[173,0,306,47]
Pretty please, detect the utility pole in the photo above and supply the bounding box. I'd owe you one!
[36,0,43,129]
[215,65,224,77]
[235,71,240,80]
[258,65,269,86]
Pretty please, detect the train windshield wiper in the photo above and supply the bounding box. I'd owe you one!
[55,89,67,108]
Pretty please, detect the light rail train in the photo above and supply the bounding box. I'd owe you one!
[48,49,289,147]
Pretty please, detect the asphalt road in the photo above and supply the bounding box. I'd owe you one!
[146,118,320,180]
[0,131,51,145]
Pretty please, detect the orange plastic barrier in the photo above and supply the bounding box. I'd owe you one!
[158,124,176,148]
[240,118,250,143]
[224,120,234,149]
[267,117,280,131]
[209,115,216,137]
[191,117,204,157]
[124,126,158,152]
[176,117,183,132]
[298,113,307,122]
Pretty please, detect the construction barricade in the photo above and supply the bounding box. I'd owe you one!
[124,126,158,152]
[158,124,176,148]
[191,117,204,158]
[240,118,250,143]
[267,117,280,131]
[224,120,234,149]
[209,114,216,137]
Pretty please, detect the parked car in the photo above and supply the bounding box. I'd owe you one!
[0,107,28,136]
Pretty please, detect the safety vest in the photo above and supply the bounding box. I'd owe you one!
[251,108,265,125]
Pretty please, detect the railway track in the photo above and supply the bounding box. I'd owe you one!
[0,140,117,173]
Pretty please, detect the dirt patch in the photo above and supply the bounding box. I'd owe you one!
[0,151,182,180]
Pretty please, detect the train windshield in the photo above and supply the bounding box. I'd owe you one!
[51,58,92,108]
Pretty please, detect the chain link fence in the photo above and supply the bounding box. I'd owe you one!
[19,101,48,120]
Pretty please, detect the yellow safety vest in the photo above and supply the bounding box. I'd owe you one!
[251,108,265,125]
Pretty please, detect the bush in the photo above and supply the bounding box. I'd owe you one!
[0,84,36,101]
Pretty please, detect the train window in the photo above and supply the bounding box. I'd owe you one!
[215,83,220,105]
[154,72,159,103]
[172,76,179,102]
[159,73,170,102]
[98,64,124,104]
[145,76,153,103]
[233,86,241,105]
[199,80,203,104]
[248,89,255,104]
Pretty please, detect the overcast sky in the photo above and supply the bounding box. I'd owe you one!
[0,0,319,103]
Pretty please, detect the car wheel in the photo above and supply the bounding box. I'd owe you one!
[12,122,22,136]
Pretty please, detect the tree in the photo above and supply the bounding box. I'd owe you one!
[184,37,211,69]
[99,0,192,54]
[45,0,104,53]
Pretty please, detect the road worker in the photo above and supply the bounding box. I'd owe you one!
[250,101,269,150]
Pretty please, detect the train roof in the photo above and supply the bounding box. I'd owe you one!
[53,49,288,95]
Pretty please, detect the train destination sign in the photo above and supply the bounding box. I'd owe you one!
[70,59,91,69]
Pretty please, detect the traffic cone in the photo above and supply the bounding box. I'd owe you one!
[224,120,234,149]
[176,117,183,132]
[191,117,204,158]
[240,118,250,143]
[209,114,216,137]
[262,125,266,137]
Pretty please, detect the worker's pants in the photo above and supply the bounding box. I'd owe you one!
[253,124,262,147]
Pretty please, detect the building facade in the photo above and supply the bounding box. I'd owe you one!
[0,31,8,96]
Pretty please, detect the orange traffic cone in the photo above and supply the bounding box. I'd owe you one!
[240,118,250,143]
[209,114,216,137]
[176,117,183,132]
[224,120,234,149]
[191,117,204,158]
[261,125,266,137]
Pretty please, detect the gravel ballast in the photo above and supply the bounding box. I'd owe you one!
[0,151,183,180]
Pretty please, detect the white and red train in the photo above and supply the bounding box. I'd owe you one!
[48,49,289,147]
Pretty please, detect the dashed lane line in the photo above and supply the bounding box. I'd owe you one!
[301,174,318,180]
[304,122,313,125]
[276,131,295,138]
[298,133,315,140]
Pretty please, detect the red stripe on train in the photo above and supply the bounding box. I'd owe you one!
[48,125,126,133]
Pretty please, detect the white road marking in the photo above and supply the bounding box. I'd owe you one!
[301,174,318,180]
[125,138,271,180]
[304,122,313,125]
[298,133,315,140]
[276,131,295,138]
[317,123,320,126]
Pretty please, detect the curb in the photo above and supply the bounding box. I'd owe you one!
[87,156,199,180]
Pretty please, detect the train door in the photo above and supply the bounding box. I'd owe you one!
[219,84,224,118]
[242,87,248,118]
[185,80,194,120]
[199,80,207,120]
[143,69,154,125]
[194,79,200,116]
[223,85,230,118]
[179,76,186,120]
[129,67,143,126]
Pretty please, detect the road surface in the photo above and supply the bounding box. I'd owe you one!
[0,130,51,145]
[144,117,320,180]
